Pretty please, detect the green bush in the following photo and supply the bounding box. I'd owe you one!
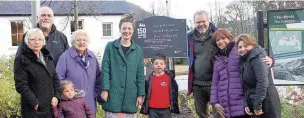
[279,86,304,118]
[0,55,21,118]
[96,105,104,117]
[281,99,304,118]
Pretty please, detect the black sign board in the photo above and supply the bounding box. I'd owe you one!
[132,16,188,58]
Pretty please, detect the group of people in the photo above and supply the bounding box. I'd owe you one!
[187,11,281,118]
[13,5,281,118]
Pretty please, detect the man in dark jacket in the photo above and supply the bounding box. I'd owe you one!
[187,10,218,118]
[16,6,69,66]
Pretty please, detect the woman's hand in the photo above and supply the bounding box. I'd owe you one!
[101,90,109,102]
[245,107,254,115]
[254,109,264,115]
[136,96,143,106]
[214,104,225,118]
[34,105,38,111]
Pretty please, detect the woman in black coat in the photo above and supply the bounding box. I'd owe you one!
[236,34,281,118]
[14,28,60,118]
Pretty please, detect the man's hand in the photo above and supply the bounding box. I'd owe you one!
[136,96,143,106]
[51,97,58,108]
[101,90,109,102]
[214,104,225,118]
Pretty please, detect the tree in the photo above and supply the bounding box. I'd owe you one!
[149,0,166,16]
[73,0,79,31]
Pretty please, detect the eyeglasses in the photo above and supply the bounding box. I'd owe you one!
[29,38,44,42]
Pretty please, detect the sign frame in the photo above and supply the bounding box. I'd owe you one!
[267,8,304,85]
[132,16,188,58]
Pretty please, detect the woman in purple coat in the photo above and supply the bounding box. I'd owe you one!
[210,29,274,118]
[56,29,102,115]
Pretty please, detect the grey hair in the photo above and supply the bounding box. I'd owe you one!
[193,10,209,21]
[39,6,54,17]
[24,28,46,46]
[59,80,85,99]
[70,29,90,47]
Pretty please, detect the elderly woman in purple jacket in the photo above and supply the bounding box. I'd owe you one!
[56,29,102,115]
[210,29,274,118]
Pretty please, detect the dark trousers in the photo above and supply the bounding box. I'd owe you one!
[149,108,172,118]
[193,85,214,118]
[232,115,251,118]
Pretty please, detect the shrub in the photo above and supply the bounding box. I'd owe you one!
[0,55,21,118]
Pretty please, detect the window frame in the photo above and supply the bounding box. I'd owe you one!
[70,19,84,33]
[10,20,24,47]
[102,22,113,38]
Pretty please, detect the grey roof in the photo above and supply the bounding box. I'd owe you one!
[0,0,152,21]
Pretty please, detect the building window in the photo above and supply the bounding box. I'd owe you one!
[11,21,24,46]
[102,23,112,37]
[71,20,83,33]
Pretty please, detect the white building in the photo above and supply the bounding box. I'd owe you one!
[0,0,151,58]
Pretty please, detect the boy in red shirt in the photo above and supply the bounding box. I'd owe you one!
[140,54,180,118]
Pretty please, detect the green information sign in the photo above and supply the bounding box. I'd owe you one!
[268,9,304,85]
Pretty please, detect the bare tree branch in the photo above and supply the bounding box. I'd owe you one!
[48,0,52,7]
[23,17,31,29]
[57,1,66,13]
[61,7,73,31]
[89,8,102,21]
[41,0,46,5]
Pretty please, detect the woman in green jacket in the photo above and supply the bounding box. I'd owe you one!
[101,14,145,118]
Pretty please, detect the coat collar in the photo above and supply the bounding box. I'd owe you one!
[21,45,53,61]
[240,46,266,61]
[61,89,85,101]
[68,47,93,58]
[247,46,266,60]
[113,38,137,50]
[36,23,57,33]
[149,70,174,79]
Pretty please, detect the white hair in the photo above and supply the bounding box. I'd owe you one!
[193,10,209,21]
[24,28,46,46]
[70,29,90,46]
[39,6,54,17]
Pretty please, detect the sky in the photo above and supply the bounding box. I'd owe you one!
[127,0,232,25]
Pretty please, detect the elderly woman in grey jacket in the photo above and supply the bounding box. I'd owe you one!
[237,34,281,118]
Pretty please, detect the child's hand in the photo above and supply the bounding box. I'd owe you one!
[101,90,108,102]
[51,97,58,108]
